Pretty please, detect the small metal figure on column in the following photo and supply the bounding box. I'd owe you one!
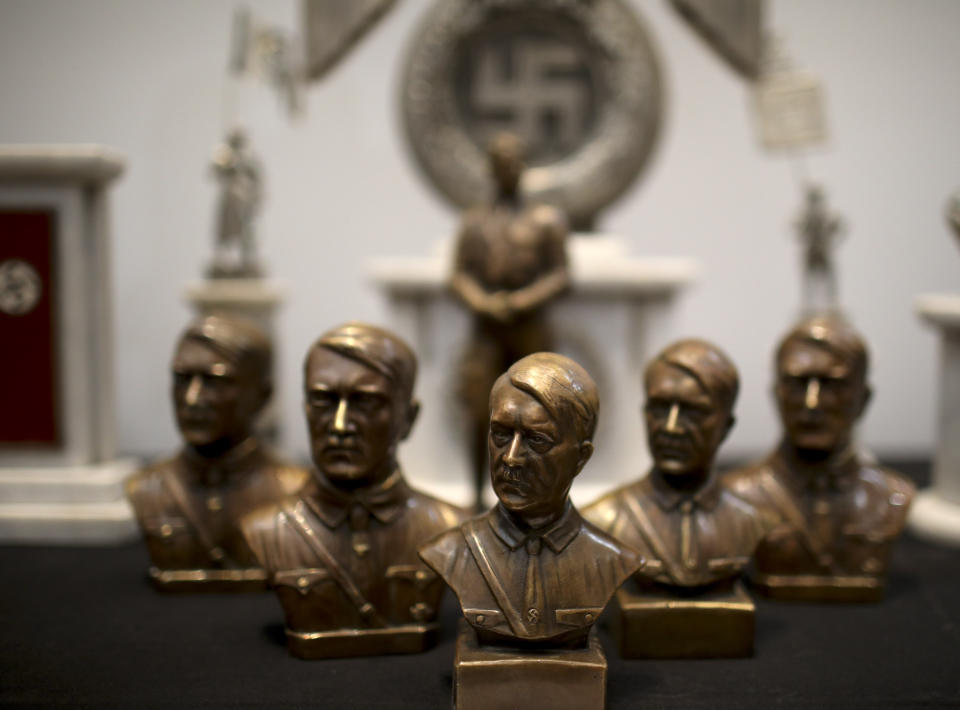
[795,185,844,317]
[207,127,263,279]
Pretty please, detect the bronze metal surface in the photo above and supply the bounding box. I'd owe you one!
[451,134,570,510]
[723,316,915,602]
[126,314,308,592]
[421,353,639,705]
[453,620,606,710]
[584,339,770,657]
[242,323,469,657]
[615,578,754,658]
[285,622,438,660]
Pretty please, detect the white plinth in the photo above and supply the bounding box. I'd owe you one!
[909,293,960,545]
[184,277,284,326]
[369,236,699,508]
[0,460,138,544]
[0,145,135,544]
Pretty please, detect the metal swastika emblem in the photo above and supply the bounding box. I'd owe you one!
[402,0,662,228]
[0,259,42,316]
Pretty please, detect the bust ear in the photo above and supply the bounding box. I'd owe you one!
[397,399,420,441]
[720,413,736,444]
[856,384,872,418]
[574,440,594,477]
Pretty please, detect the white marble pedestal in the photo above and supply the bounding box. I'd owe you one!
[369,236,698,507]
[185,277,285,440]
[910,293,960,546]
[0,145,136,544]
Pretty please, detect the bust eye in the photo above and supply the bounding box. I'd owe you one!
[527,433,554,452]
[352,392,386,412]
[307,391,338,409]
[490,426,512,447]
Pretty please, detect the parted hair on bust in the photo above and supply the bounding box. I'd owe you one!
[777,315,869,380]
[309,322,418,402]
[647,338,739,414]
[498,352,599,442]
[180,314,272,380]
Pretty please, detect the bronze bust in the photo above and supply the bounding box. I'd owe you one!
[125,315,308,592]
[722,316,916,601]
[241,323,469,659]
[420,353,640,708]
[450,132,570,510]
[584,339,771,657]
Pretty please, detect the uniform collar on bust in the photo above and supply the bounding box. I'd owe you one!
[179,437,264,487]
[773,441,859,494]
[304,468,409,529]
[647,470,722,512]
[490,500,581,554]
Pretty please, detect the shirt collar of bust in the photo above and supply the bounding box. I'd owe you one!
[180,437,264,486]
[304,468,409,529]
[489,500,581,554]
[647,470,722,512]
[774,441,859,494]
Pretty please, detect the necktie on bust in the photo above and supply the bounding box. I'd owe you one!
[522,536,545,630]
[680,499,697,571]
[349,503,371,557]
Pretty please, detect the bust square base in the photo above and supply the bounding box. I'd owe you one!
[286,623,438,660]
[616,578,755,658]
[750,572,885,602]
[149,566,268,593]
[453,620,606,710]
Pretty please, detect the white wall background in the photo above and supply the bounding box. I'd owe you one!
[1,0,957,463]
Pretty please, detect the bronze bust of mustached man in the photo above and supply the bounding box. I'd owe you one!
[420,353,640,709]
[723,316,915,601]
[242,323,469,658]
[126,315,308,592]
[585,339,773,658]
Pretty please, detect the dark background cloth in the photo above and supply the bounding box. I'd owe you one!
[1,462,958,709]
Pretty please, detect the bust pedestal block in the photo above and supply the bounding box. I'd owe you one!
[750,571,884,603]
[286,622,438,660]
[616,578,754,659]
[453,621,606,710]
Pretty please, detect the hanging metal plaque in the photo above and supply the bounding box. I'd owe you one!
[400,0,662,228]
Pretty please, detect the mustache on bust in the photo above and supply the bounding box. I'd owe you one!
[651,433,692,451]
[494,464,526,485]
[320,435,361,451]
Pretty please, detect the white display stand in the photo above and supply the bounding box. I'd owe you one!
[184,277,285,440]
[909,293,960,546]
[369,236,699,507]
[0,145,137,544]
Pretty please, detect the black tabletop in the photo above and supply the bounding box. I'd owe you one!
[2,464,958,709]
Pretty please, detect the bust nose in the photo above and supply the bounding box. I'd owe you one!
[184,375,203,406]
[503,432,524,466]
[664,403,681,433]
[804,378,821,409]
[332,397,351,433]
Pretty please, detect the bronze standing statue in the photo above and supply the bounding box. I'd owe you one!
[208,127,263,278]
[450,133,570,511]
[125,315,308,592]
[420,353,640,709]
[795,185,844,316]
[241,323,469,658]
[584,339,772,658]
[723,316,916,601]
